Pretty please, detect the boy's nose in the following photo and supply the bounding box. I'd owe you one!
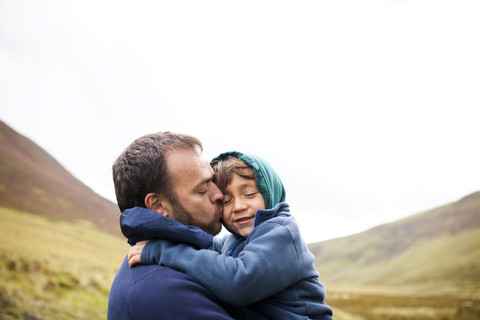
[232,198,247,212]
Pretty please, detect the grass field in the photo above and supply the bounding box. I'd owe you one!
[1,206,479,319]
[0,207,128,319]
[327,289,480,320]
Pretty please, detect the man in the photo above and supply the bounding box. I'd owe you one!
[107,132,237,319]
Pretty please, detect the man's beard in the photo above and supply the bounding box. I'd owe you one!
[170,198,222,235]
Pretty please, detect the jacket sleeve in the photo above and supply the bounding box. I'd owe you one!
[211,234,227,253]
[141,219,316,305]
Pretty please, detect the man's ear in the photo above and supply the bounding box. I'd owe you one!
[144,193,170,217]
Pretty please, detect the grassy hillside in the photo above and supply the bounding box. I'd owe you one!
[1,206,478,320]
[0,206,129,319]
[309,192,480,319]
[0,120,121,237]
[311,192,480,295]
[2,119,479,319]
[326,291,479,320]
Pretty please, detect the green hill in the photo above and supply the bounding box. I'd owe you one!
[0,206,128,319]
[2,119,479,319]
[0,120,121,237]
[0,120,129,319]
[310,192,480,296]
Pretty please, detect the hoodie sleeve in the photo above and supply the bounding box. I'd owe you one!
[141,217,318,306]
[121,206,213,248]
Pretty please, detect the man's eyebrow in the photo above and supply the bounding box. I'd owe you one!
[194,176,213,189]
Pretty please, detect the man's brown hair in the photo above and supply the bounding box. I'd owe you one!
[112,132,202,212]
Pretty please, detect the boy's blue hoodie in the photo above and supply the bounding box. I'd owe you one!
[125,152,333,319]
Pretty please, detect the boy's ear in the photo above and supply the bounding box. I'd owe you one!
[144,193,170,217]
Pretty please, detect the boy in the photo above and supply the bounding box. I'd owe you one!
[127,151,333,319]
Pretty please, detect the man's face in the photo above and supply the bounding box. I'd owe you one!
[165,148,224,235]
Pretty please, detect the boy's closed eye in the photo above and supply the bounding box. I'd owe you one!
[222,197,232,206]
[221,192,259,206]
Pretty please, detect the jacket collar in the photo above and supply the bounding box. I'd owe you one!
[120,206,213,248]
[254,202,290,227]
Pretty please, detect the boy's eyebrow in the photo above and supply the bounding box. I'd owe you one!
[237,181,257,189]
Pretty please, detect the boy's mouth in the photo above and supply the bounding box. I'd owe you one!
[235,216,253,225]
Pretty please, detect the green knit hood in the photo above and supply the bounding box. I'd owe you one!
[211,151,286,209]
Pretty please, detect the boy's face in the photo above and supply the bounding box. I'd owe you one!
[222,173,265,237]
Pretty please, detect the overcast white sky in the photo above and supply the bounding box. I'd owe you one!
[1,0,479,243]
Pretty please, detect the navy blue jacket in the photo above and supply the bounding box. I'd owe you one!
[107,208,237,320]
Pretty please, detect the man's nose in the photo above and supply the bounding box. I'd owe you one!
[210,183,224,203]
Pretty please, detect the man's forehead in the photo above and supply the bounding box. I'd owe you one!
[166,148,200,165]
[166,148,212,182]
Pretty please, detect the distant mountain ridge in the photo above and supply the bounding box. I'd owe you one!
[0,120,121,237]
[310,191,480,294]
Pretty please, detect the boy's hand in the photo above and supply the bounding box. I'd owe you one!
[128,240,149,267]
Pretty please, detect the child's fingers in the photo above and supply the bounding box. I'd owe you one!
[128,254,141,267]
[127,240,148,267]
